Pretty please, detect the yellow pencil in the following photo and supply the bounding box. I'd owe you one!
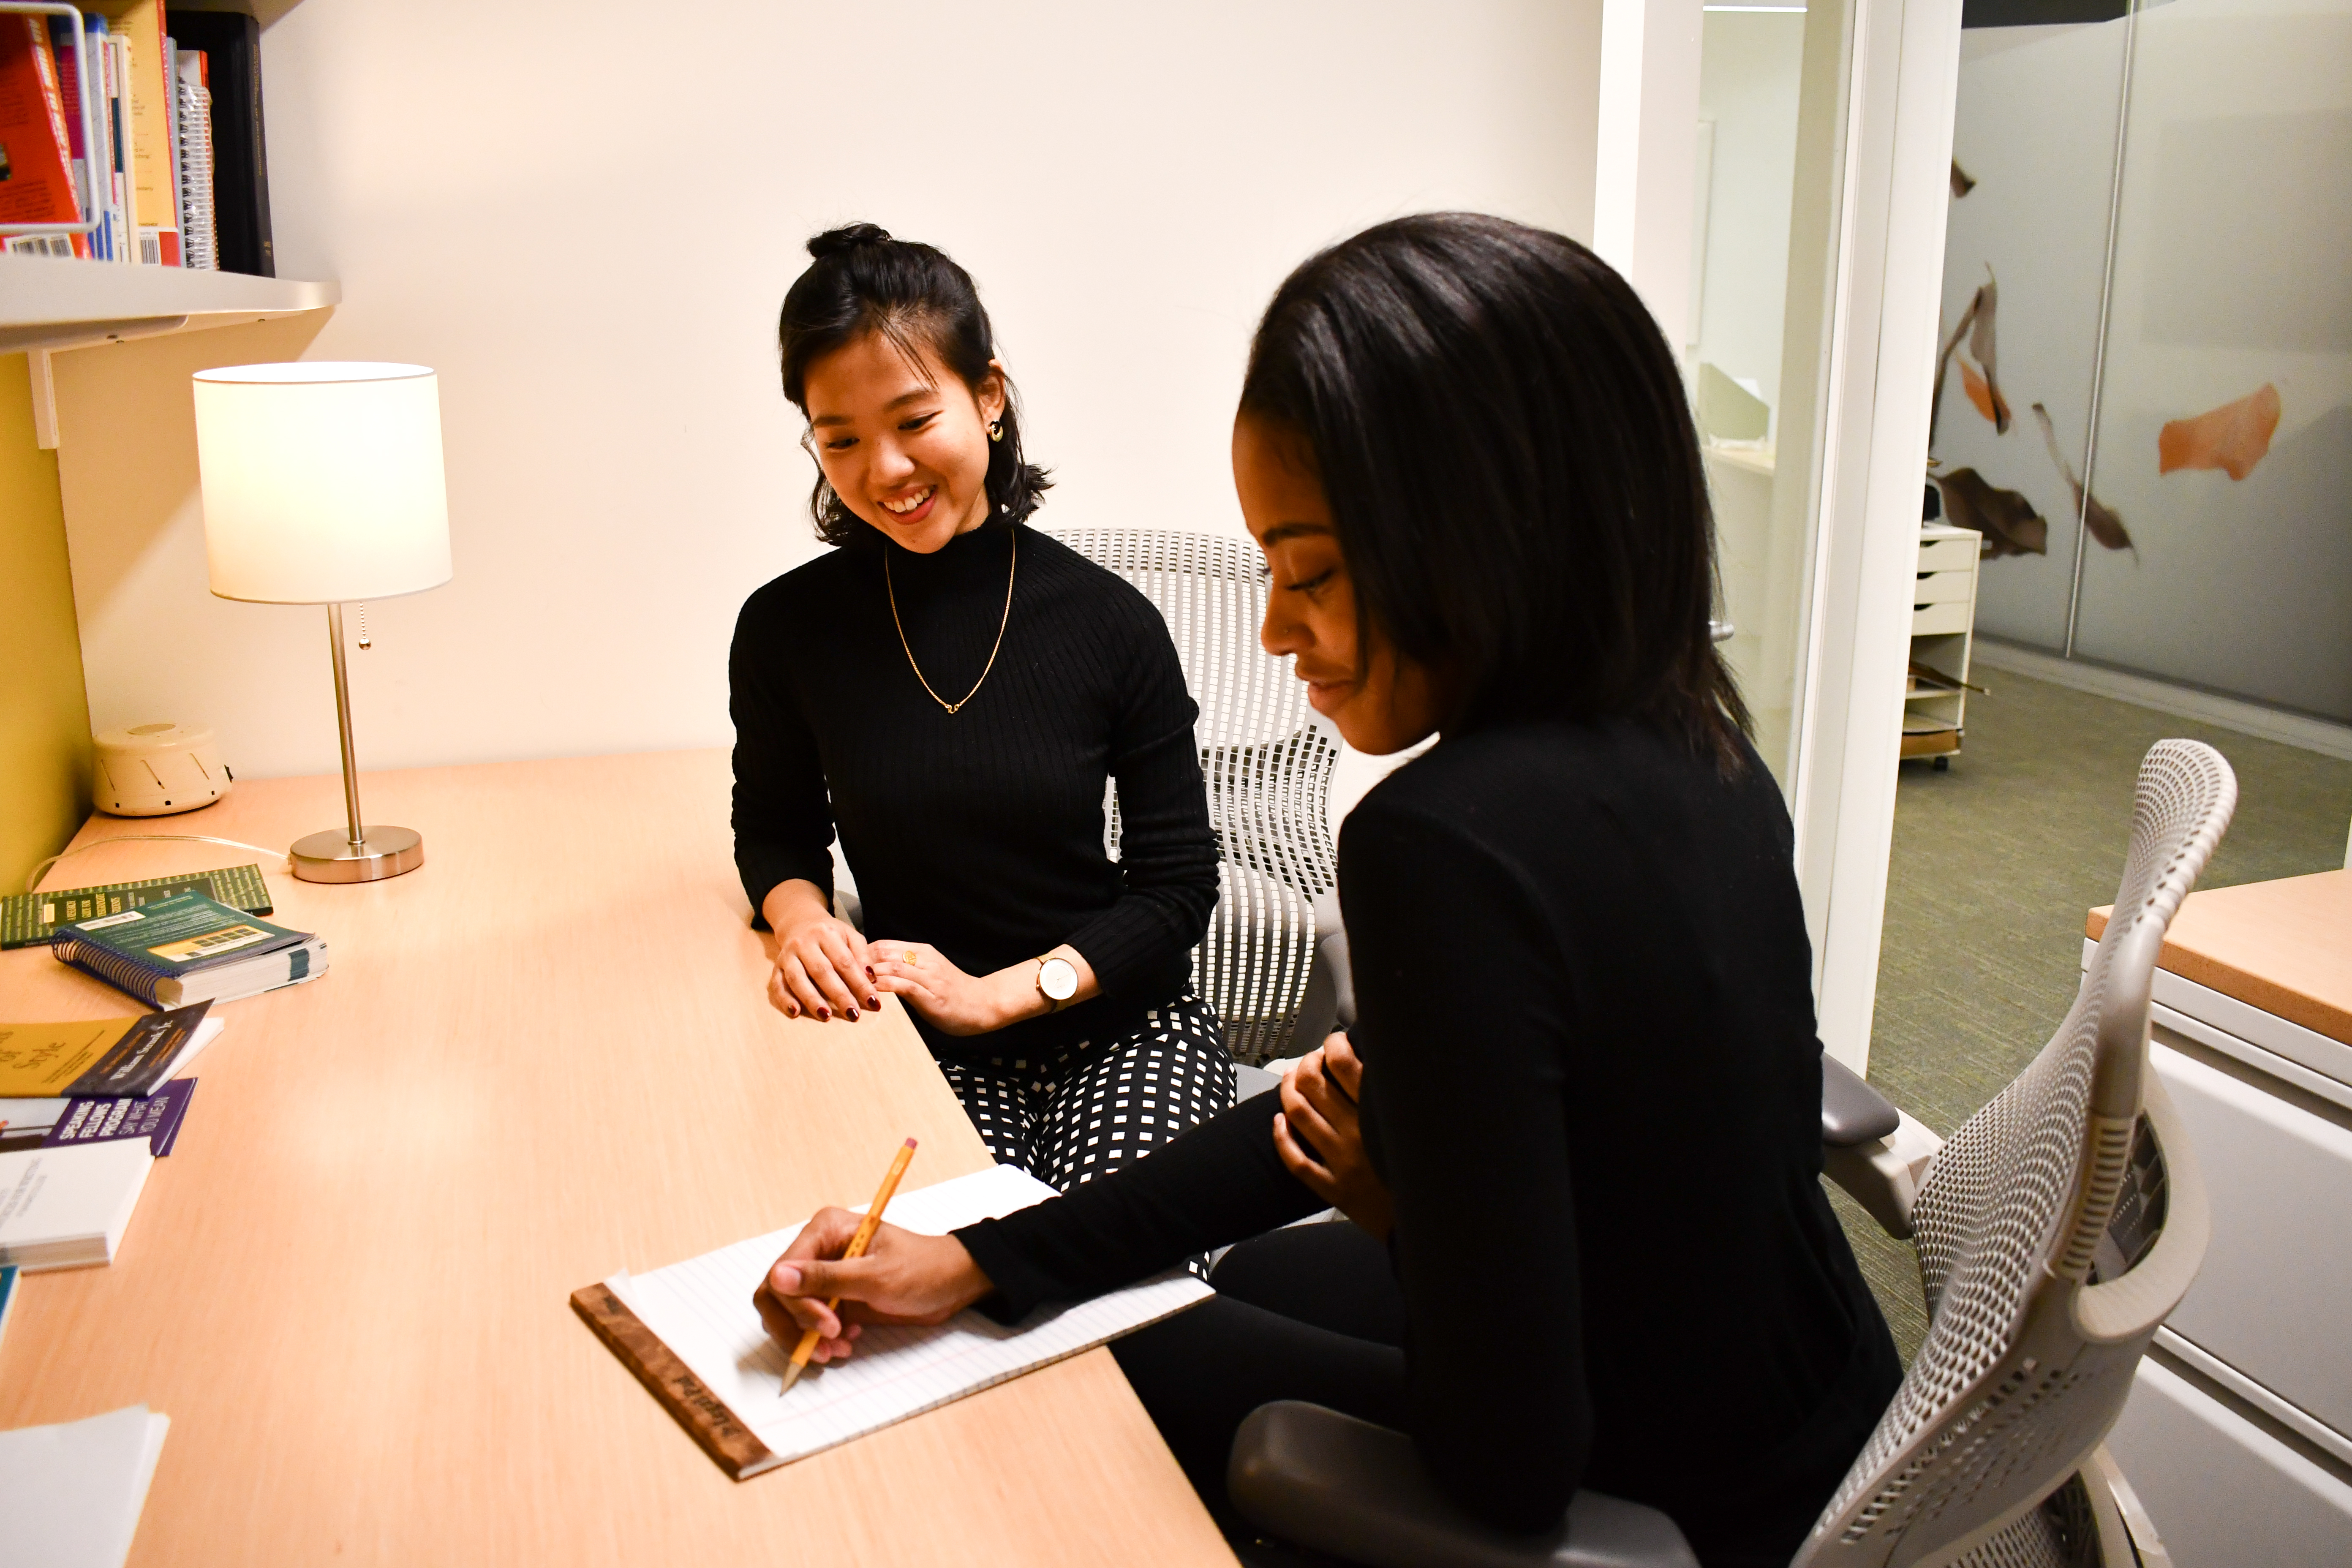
[778,1137,917,1396]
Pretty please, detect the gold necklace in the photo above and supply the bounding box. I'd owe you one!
[885,526,1016,715]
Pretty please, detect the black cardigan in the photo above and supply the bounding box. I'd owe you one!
[955,718,1902,1565]
[729,520,1220,1059]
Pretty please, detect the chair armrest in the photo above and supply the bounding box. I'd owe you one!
[1234,1063,1282,1102]
[1290,929,1357,1056]
[1228,1401,1699,1568]
[1822,1109,1944,1240]
[1821,1054,1900,1146]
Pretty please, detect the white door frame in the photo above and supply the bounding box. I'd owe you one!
[1791,0,1961,1073]
[1601,0,1963,1072]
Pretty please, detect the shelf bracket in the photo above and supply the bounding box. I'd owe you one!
[29,349,57,451]
[14,316,192,449]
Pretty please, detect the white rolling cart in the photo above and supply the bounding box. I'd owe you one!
[1902,522,1981,768]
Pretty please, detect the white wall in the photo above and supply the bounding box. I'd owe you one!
[54,0,1602,780]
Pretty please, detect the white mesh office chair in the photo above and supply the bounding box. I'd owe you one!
[1228,739,2236,1568]
[1051,528,1340,1064]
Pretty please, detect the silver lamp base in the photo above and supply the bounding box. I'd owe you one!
[290,825,425,883]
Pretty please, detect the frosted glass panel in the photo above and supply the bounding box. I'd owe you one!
[2069,0,2352,721]
[1930,19,2132,652]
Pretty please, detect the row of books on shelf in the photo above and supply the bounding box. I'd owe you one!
[0,3,273,275]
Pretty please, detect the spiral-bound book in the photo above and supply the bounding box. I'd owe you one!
[51,892,324,1009]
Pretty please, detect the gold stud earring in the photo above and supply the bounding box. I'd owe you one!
[987,421,1005,442]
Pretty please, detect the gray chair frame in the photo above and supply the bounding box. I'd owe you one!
[1051,528,1340,1063]
[1227,739,2235,1568]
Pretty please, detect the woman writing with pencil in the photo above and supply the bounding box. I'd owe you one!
[755,215,1901,1567]
[731,225,1230,1195]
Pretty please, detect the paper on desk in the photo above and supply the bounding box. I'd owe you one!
[0,1405,169,1568]
[609,1163,1211,1473]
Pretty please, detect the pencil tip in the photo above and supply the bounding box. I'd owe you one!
[778,1362,803,1397]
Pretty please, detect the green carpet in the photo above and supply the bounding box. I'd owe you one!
[1841,669,2352,1362]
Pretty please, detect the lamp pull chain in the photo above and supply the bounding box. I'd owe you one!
[357,603,371,650]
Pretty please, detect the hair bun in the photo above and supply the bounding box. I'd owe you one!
[807,222,894,259]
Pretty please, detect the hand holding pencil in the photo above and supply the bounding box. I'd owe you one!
[754,1139,1000,1391]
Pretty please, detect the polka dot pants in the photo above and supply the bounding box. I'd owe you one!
[937,994,1235,1192]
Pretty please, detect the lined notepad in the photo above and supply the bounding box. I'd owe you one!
[602,1163,1210,1475]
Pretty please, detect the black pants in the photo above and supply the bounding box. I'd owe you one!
[1112,1221,1412,1557]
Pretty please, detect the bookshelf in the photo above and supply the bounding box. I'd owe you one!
[0,253,338,447]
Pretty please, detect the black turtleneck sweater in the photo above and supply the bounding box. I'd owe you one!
[729,519,1220,1060]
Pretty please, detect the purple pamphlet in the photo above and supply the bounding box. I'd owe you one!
[41,1078,197,1156]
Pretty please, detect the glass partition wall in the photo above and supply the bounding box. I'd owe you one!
[1693,1,1813,789]
[1692,0,1868,792]
[1677,0,1969,1067]
[1933,0,2352,725]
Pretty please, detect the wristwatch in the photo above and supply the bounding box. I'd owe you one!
[1034,955,1078,1013]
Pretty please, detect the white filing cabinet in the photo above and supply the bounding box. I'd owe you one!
[2080,873,2352,1565]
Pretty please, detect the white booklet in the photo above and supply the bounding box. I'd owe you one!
[0,1405,169,1568]
[603,1163,1211,1475]
[0,1140,156,1271]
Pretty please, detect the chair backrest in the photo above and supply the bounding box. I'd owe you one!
[1048,528,1338,1062]
[1798,739,2237,1568]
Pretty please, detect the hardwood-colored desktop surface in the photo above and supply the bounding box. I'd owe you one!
[2086,868,2352,1045]
[0,751,1234,1567]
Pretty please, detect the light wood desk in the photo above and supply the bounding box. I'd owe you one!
[0,751,1235,1567]
[2086,868,2351,1050]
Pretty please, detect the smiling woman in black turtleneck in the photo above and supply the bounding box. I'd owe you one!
[730,224,1229,1193]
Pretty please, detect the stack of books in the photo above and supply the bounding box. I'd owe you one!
[0,4,271,273]
[0,1004,218,1270]
[50,891,324,1008]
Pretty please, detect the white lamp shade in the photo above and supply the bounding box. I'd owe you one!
[193,362,453,604]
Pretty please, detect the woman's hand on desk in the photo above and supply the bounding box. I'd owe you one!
[869,941,1099,1037]
[763,881,880,1023]
[1274,1034,1394,1242]
[754,1211,995,1361]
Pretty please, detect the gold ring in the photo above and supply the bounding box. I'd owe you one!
[901,950,918,965]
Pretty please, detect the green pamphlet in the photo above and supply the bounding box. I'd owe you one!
[0,866,274,951]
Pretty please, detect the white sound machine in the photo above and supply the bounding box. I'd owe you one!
[92,723,233,817]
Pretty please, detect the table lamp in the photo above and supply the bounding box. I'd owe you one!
[192,362,452,883]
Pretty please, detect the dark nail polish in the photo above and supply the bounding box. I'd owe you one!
[847,1007,860,1021]
[817,1007,830,1020]
[866,966,877,980]
[867,996,881,1010]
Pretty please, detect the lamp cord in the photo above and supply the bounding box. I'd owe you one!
[24,834,294,894]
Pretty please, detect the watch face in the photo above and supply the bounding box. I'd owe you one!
[1040,957,1078,1002]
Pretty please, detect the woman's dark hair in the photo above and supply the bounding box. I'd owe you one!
[778,223,1050,545]
[1239,212,1751,769]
